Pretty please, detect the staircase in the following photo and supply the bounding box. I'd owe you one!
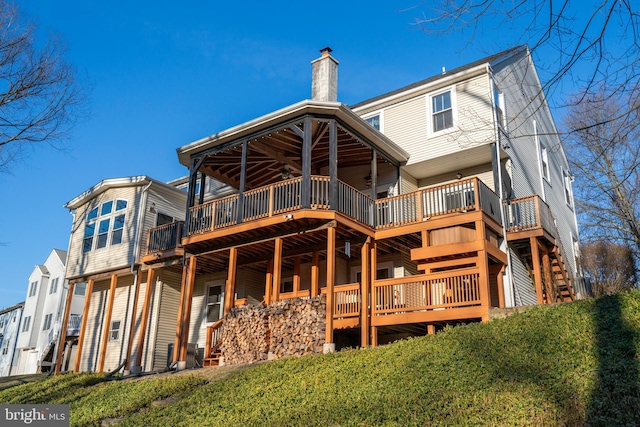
[203,319,223,367]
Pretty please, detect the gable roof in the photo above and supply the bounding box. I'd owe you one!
[351,45,527,109]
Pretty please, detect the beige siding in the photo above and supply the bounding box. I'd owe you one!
[67,187,142,279]
[400,170,418,195]
[137,185,187,261]
[79,279,109,372]
[102,275,135,372]
[151,270,182,370]
[418,163,494,190]
[127,278,154,372]
[384,97,427,163]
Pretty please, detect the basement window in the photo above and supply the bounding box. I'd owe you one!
[109,320,121,342]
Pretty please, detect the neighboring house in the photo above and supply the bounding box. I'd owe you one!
[58,176,188,374]
[0,303,24,376]
[64,46,586,373]
[12,249,85,375]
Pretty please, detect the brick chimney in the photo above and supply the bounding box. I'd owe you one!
[311,47,338,102]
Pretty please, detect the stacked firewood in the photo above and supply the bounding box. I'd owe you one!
[219,296,326,365]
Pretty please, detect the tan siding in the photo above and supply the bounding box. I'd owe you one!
[152,270,182,370]
[418,163,494,190]
[236,267,265,301]
[102,274,135,372]
[127,278,151,371]
[400,170,418,195]
[384,97,427,164]
[67,187,142,279]
[79,279,109,372]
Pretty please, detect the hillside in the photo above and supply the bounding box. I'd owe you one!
[1,292,639,426]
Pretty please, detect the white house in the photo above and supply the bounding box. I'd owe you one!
[0,302,24,376]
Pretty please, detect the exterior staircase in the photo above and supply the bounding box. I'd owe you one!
[203,319,223,367]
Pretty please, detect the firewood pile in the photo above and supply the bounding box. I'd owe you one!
[219,295,326,365]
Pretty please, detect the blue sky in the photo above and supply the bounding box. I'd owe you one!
[0,1,614,309]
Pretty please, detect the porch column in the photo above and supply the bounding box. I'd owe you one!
[301,116,312,208]
[476,221,491,321]
[360,239,370,348]
[54,282,75,375]
[135,268,156,369]
[542,249,555,303]
[293,256,301,295]
[98,274,118,372]
[273,238,283,302]
[179,256,198,366]
[530,237,544,304]
[236,140,248,224]
[311,251,319,297]
[325,227,336,350]
[328,120,338,209]
[370,241,378,347]
[427,324,435,335]
[265,259,274,305]
[184,156,206,234]
[224,247,238,314]
[124,269,142,372]
[74,278,94,372]
[172,264,188,364]
[496,265,506,308]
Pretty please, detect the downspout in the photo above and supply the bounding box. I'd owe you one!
[489,66,517,307]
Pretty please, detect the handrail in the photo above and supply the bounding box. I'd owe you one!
[205,319,224,359]
[146,221,184,253]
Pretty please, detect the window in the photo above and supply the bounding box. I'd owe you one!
[109,320,121,342]
[74,282,87,296]
[42,313,53,331]
[431,90,454,133]
[0,319,4,329]
[22,316,31,332]
[1,344,7,355]
[205,285,223,324]
[28,281,38,297]
[540,145,550,181]
[563,169,573,207]
[156,212,174,226]
[49,278,59,294]
[83,199,128,252]
[365,114,381,131]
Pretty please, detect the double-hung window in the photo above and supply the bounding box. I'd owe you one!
[540,145,550,182]
[364,114,381,131]
[28,281,38,297]
[563,169,574,207]
[431,90,454,133]
[49,278,58,294]
[42,313,53,331]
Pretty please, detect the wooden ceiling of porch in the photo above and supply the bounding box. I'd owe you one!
[198,119,387,190]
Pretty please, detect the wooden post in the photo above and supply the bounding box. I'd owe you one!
[542,249,555,302]
[97,274,118,372]
[224,247,238,314]
[476,221,491,321]
[273,238,283,302]
[124,269,142,371]
[311,251,319,298]
[370,240,377,347]
[427,324,435,335]
[265,259,274,304]
[293,256,301,295]
[135,268,155,369]
[371,326,378,347]
[360,240,370,348]
[497,265,506,308]
[172,263,188,364]
[531,237,544,304]
[54,282,75,375]
[74,279,94,372]
[179,256,198,363]
[325,227,336,344]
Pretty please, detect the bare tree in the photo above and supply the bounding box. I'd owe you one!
[564,89,640,261]
[0,1,85,170]
[582,240,637,296]
[411,1,639,118]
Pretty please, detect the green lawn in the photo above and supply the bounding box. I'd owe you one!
[1,292,639,426]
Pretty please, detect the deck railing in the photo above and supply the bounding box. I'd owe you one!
[183,176,501,236]
[333,282,361,320]
[372,268,482,315]
[147,221,184,253]
[204,319,224,360]
[504,195,555,235]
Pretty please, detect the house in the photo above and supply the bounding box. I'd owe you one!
[0,302,24,376]
[56,176,190,374]
[136,45,584,368]
[11,249,85,375]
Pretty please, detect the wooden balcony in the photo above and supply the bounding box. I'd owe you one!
[504,195,557,240]
[141,221,185,264]
[185,175,502,238]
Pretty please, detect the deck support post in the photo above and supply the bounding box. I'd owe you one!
[273,238,283,302]
[311,252,319,298]
[124,269,142,372]
[293,256,301,294]
[172,264,188,364]
[265,259,274,305]
[370,241,378,347]
[530,237,544,304]
[301,117,312,208]
[54,282,75,375]
[135,268,156,370]
[325,227,336,345]
[178,256,197,366]
[360,239,370,348]
[427,324,435,335]
[236,140,248,224]
[224,247,238,314]
[98,274,118,372]
[328,120,338,209]
[476,221,491,322]
[542,249,555,302]
[74,279,94,372]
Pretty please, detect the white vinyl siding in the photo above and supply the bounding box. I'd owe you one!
[510,248,537,306]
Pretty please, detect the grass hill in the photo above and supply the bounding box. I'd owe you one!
[1,291,639,426]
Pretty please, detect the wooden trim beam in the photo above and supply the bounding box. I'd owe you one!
[172,264,188,364]
[74,279,94,372]
[97,274,118,372]
[54,282,75,375]
[179,256,198,362]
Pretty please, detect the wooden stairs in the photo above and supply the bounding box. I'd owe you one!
[203,319,223,367]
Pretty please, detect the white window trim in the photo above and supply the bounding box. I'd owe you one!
[202,280,225,328]
[427,86,458,138]
[109,319,122,342]
[562,168,574,208]
[362,110,384,133]
[85,198,129,252]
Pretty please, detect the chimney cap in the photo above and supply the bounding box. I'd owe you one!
[320,46,333,55]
